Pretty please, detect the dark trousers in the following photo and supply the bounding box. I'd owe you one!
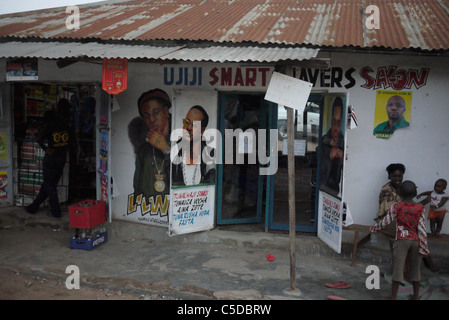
[28,154,65,215]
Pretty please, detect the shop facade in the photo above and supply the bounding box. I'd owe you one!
[1,48,449,243]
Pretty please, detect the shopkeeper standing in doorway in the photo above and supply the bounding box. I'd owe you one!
[26,99,75,218]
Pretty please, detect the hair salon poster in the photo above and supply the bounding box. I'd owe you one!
[317,94,346,253]
[127,88,172,227]
[169,89,217,236]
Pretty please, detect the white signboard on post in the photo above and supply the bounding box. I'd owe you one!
[318,191,343,253]
[264,71,313,112]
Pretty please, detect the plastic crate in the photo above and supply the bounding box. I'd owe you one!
[70,232,108,251]
[69,200,106,229]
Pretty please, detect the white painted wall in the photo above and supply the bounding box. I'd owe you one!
[320,52,449,234]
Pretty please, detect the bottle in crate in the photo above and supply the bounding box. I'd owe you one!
[69,200,108,250]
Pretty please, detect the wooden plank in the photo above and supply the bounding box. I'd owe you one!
[343,224,371,233]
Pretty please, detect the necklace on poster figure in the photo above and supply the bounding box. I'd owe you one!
[153,147,166,192]
[182,153,200,186]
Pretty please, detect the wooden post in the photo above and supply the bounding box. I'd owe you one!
[287,106,296,291]
[284,65,297,291]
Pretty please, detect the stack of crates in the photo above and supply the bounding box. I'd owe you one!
[69,200,108,250]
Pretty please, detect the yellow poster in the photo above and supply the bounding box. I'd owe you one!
[0,132,7,160]
[373,90,412,139]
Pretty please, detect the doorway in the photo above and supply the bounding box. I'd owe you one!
[12,82,97,207]
[267,94,323,233]
[216,92,324,233]
[216,93,270,225]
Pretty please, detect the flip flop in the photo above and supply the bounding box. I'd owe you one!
[327,295,348,300]
[325,281,351,289]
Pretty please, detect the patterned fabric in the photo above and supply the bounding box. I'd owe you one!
[428,208,448,220]
[372,202,429,256]
[375,182,402,221]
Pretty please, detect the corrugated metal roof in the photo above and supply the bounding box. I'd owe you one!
[0,41,182,59]
[0,0,448,51]
[161,45,320,62]
[0,41,319,62]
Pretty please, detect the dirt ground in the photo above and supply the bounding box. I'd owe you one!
[0,268,176,300]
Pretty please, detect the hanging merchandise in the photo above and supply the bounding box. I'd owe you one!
[102,58,128,95]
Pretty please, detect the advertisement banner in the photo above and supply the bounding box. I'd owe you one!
[318,191,342,253]
[126,88,172,227]
[0,171,7,199]
[319,94,346,199]
[102,58,128,95]
[6,58,38,81]
[318,94,346,253]
[0,132,8,161]
[168,89,217,235]
[169,184,215,235]
[373,90,412,139]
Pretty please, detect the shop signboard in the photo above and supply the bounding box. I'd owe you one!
[317,93,347,253]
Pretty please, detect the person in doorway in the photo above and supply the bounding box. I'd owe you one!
[373,95,409,138]
[371,180,429,300]
[128,89,172,199]
[172,105,215,186]
[417,179,449,237]
[320,97,344,197]
[25,99,75,218]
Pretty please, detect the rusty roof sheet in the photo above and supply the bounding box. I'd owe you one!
[0,40,319,62]
[0,0,448,51]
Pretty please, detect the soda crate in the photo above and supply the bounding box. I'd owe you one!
[70,232,108,251]
[69,200,106,229]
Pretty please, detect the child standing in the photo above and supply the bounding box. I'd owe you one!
[417,179,448,237]
[370,180,429,300]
